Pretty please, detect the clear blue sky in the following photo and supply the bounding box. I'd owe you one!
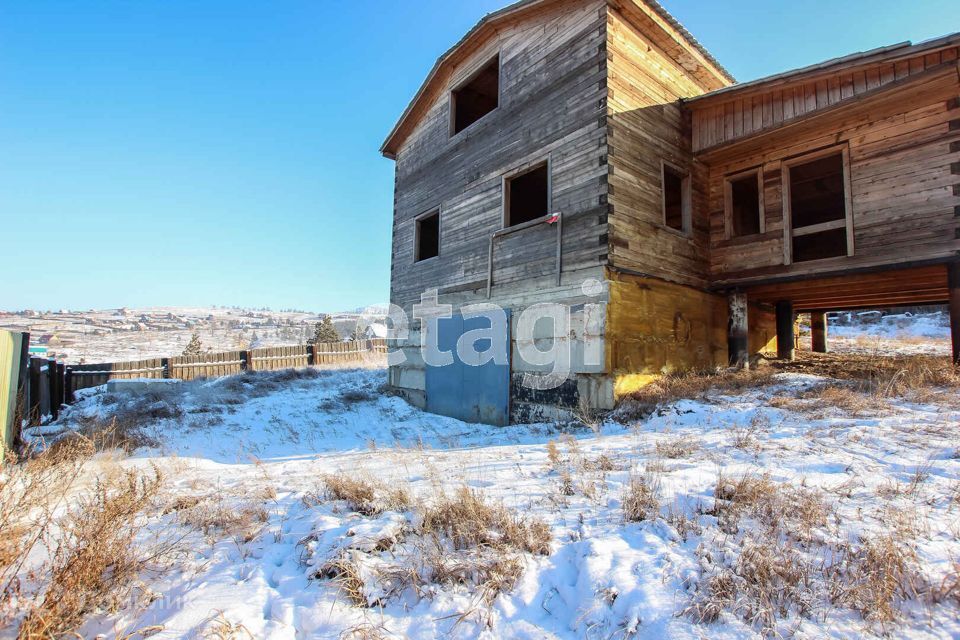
[2,0,956,312]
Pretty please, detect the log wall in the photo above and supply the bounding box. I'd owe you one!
[699,52,960,285]
[390,0,609,309]
[605,5,713,289]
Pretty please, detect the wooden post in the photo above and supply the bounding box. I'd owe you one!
[811,311,828,353]
[15,333,29,443]
[949,262,960,366]
[776,301,795,361]
[727,291,749,369]
[49,361,62,421]
[64,368,74,405]
[29,358,41,426]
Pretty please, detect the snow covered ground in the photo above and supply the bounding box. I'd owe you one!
[10,354,960,639]
[819,310,951,356]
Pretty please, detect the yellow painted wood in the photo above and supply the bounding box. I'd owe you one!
[606,269,776,396]
[0,330,25,457]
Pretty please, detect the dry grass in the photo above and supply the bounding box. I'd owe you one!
[544,439,614,502]
[614,367,777,421]
[614,352,958,424]
[622,473,660,522]
[778,352,959,400]
[0,440,92,626]
[770,384,890,417]
[419,486,550,555]
[711,473,829,540]
[320,474,410,516]
[301,485,552,614]
[17,467,171,639]
[828,535,922,628]
[201,610,254,640]
[687,470,932,634]
[175,495,269,544]
[686,535,819,634]
[318,551,370,607]
[655,435,701,459]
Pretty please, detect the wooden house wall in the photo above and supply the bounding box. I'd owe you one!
[692,47,960,152]
[701,56,960,283]
[390,0,610,310]
[604,5,714,289]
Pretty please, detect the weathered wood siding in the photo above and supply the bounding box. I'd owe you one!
[605,5,716,289]
[693,47,959,152]
[699,49,960,284]
[390,0,609,309]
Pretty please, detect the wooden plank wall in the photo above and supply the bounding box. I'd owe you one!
[390,0,609,309]
[700,50,960,283]
[692,47,959,151]
[168,351,244,381]
[64,340,387,397]
[605,5,714,289]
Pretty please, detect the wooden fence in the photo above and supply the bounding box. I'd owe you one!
[28,339,387,426]
[1,330,29,455]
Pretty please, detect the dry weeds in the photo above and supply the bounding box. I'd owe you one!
[320,474,411,516]
[17,467,172,639]
[622,473,660,522]
[419,486,550,555]
[655,435,701,459]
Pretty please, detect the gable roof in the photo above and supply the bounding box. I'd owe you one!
[684,32,960,108]
[380,0,733,159]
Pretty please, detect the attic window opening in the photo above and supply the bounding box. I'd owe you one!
[786,150,851,263]
[415,210,440,262]
[662,163,691,234]
[726,170,763,237]
[505,162,549,227]
[451,54,500,135]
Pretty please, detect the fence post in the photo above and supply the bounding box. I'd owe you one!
[28,358,42,426]
[45,359,54,421]
[56,363,66,413]
[308,345,316,366]
[242,350,252,372]
[14,333,30,445]
[64,367,74,404]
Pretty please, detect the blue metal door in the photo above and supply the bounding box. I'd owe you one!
[425,311,511,425]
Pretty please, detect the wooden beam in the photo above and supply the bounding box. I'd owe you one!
[811,311,828,353]
[727,291,749,368]
[776,301,795,360]
[741,265,950,311]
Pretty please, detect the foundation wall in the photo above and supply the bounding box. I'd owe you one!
[606,269,776,399]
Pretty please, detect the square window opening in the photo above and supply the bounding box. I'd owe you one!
[415,211,440,262]
[662,164,689,233]
[451,55,499,135]
[790,153,845,229]
[505,163,549,227]
[730,173,761,237]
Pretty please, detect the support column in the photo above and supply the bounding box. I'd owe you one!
[776,300,795,361]
[949,262,960,366]
[811,311,828,353]
[727,291,749,369]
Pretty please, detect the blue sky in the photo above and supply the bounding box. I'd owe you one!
[2,0,956,313]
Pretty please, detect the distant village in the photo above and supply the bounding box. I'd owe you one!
[0,306,388,364]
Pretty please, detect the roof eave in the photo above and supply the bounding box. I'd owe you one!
[684,32,960,108]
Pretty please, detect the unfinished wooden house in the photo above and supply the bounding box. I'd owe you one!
[382,0,960,424]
